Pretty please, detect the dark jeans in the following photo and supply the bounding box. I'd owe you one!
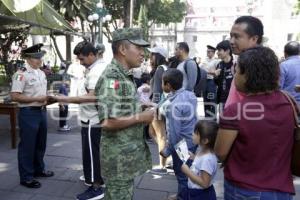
[224,180,293,200]
[18,108,47,182]
[59,105,68,127]
[171,145,197,200]
[188,185,216,200]
[204,79,217,119]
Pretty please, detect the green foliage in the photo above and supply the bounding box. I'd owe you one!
[47,0,187,41]
[138,0,187,25]
[297,0,300,14]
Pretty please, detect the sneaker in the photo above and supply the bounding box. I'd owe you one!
[76,186,105,200]
[150,167,168,175]
[165,162,173,169]
[79,175,85,181]
[79,176,92,186]
[58,125,71,132]
[167,194,177,200]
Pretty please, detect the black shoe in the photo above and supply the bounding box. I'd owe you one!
[20,180,41,188]
[34,170,54,177]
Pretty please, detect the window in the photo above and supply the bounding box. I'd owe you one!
[287,33,293,41]
[193,36,197,42]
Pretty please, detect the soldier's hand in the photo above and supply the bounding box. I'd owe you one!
[139,109,155,124]
[47,96,58,104]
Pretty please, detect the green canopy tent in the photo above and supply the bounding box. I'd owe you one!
[0,0,76,35]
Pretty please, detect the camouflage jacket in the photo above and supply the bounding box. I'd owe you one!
[95,58,152,181]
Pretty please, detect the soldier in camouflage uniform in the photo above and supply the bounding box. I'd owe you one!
[95,28,155,200]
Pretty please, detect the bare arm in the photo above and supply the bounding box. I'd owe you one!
[214,128,238,162]
[181,164,212,188]
[11,92,47,103]
[101,109,155,131]
[51,90,96,104]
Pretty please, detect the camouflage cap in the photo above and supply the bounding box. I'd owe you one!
[112,28,150,47]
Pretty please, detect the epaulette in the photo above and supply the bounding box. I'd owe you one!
[18,66,27,72]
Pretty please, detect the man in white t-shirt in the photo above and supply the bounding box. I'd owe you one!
[51,41,106,200]
[200,45,220,119]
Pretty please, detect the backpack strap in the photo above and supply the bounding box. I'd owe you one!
[184,59,201,86]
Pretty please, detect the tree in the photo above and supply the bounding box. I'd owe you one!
[47,0,187,42]
[104,0,186,40]
[296,0,300,14]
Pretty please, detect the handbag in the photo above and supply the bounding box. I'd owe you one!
[280,90,300,176]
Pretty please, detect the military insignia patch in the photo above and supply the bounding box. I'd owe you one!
[107,79,119,89]
[15,74,24,81]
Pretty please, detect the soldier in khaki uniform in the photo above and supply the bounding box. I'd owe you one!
[95,28,155,200]
[10,44,54,189]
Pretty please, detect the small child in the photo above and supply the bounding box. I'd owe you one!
[181,120,218,200]
[137,73,151,104]
[160,68,198,200]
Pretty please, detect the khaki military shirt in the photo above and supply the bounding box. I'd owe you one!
[11,64,47,107]
[95,58,152,181]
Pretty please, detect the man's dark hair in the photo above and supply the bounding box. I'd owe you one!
[194,120,218,149]
[168,56,180,68]
[153,53,167,67]
[141,73,151,84]
[234,16,264,44]
[111,40,131,55]
[162,68,183,90]
[177,42,189,53]
[73,41,97,56]
[238,46,279,93]
[216,40,232,56]
[284,41,300,56]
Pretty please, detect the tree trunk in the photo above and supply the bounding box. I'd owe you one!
[124,0,131,27]
[65,34,72,66]
[50,35,65,63]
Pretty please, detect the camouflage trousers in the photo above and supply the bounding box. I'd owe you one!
[104,179,134,200]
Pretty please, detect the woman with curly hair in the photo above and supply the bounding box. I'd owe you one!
[215,46,295,200]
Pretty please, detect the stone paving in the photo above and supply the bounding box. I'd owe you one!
[0,106,299,200]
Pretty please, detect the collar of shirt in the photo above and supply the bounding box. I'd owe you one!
[25,64,40,74]
[111,58,133,77]
[286,55,300,61]
[88,58,104,70]
[168,88,185,101]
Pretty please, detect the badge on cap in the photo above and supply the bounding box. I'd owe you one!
[107,79,119,89]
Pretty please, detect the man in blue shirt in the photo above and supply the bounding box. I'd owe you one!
[280,41,300,103]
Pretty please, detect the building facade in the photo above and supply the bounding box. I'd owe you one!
[149,0,300,59]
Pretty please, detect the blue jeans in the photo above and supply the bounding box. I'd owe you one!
[204,79,217,118]
[224,180,293,200]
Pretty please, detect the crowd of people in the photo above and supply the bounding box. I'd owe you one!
[9,14,300,200]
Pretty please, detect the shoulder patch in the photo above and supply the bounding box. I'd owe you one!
[14,74,24,81]
[107,79,119,89]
